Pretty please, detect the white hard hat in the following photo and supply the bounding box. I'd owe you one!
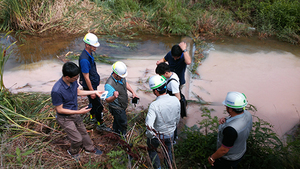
[149,75,166,90]
[222,92,248,109]
[112,61,128,78]
[83,33,100,47]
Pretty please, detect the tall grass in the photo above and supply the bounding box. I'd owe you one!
[253,0,300,44]
[0,0,105,35]
[0,31,16,91]
[1,0,299,44]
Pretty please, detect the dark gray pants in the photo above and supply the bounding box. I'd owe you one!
[147,136,173,169]
[83,87,103,122]
[108,107,127,135]
[56,114,94,154]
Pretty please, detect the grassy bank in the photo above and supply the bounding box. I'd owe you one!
[0,90,299,168]
[0,0,299,44]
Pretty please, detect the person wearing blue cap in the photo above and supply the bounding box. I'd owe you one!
[208,92,253,169]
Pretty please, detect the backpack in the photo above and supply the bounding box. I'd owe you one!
[166,78,187,118]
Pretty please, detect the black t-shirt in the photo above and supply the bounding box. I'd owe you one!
[222,126,238,147]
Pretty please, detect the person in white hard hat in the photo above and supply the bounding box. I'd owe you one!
[155,62,185,145]
[208,92,253,169]
[145,75,180,169]
[104,61,138,136]
[78,33,110,131]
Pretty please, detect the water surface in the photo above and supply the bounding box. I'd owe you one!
[3,34,300,137]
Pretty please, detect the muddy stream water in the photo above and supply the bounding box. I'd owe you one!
[2,34,300,138]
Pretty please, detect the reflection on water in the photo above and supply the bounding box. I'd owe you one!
[3,33,181,70]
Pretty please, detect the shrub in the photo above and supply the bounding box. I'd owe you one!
[253,0,300,44]
[175,105,300,168]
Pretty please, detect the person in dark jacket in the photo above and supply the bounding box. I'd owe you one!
[156,41,191,88]
[79,32,110,131]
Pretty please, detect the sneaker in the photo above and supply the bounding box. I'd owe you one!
[67,150,80,162]
[85,148,103,155]
[96,124,112,132]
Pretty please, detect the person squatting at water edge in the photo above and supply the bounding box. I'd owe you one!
[156,41,191,89]
[78,32,111,132]
[104,61,139,136]
[145,75,180,169]
[51,62,103,161]
[208,92,253,169]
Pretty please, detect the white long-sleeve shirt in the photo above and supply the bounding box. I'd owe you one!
[145,94,180,138]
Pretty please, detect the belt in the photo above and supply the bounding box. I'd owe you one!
[57,113,69,117]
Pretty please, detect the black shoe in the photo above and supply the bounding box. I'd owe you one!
[67,150,80,162]
[96,124,112,131]
[85,148,103,155]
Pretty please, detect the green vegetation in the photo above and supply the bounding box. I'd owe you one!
[1,91,299,168]
[175,104,300,169]
[0,0,299,44]
[1,0,300,168]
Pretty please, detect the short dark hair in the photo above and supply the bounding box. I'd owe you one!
[62,62,80,78]
[171,44,183,57]
[155,62,170,75]
[232,108,244,114]
[153,84,167,94]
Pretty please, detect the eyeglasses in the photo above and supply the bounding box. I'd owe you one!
[70,75,79,80]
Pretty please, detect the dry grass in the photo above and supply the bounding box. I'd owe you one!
[0,93,154,168]
[193,10,252,38]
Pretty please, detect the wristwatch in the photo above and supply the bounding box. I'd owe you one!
[183,49,187,53]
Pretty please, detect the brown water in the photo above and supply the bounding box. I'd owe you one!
[3,33,180,70]
[185,36,300,138]
[3,34,300,137]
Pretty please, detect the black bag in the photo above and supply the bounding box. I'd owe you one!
[180,92,187,118]
[166,78,187,118]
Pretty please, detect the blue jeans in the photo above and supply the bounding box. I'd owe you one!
[147,136,173,169]
[108,107,127,135]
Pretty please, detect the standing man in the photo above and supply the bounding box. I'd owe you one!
[156,41,191,88]
[208,92,253,169]
[105,61,138,136]
[79,32,109,131]
[51,62,103,160]
[146,75,180,169]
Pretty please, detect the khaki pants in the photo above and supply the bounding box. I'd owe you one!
[56,114,94,154]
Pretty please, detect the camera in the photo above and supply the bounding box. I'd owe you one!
[132,97,139,104]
